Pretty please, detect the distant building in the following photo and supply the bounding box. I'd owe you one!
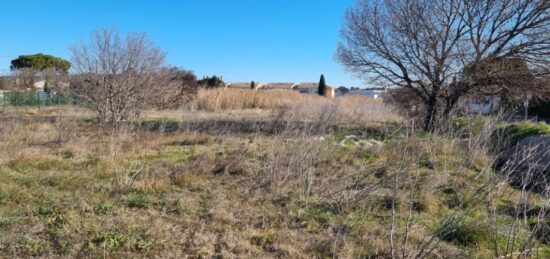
[349,87,388,99]
[292,82,335,98]
[226,82,257,90]
[325,87,335,99]
[33,80,46,91]
[460,96,501,115]
[225,81,336,98]
[293,83,319,94]
[0,90,9,105]
[260,83,296,90]
[335,86,349,97]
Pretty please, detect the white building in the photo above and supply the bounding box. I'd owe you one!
[0,90,10,105]
[349,87,388,99]
[293,83,318,94]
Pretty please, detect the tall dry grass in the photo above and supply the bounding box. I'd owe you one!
[191,88,323,111]
[189,88,401,124]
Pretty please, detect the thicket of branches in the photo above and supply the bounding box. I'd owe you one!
[69,28,198,124]
[338,0,550,131]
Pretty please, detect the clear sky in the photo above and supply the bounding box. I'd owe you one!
[0,0,364,87]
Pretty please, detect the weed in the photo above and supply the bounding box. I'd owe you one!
[11,159,72,174]
[126,193,149,209]
[88,232,126,250]
[93,203,114,214]
[134,239,154,251]
[0,217,12,229]
[250,232,276,252]
[437,220,491,247]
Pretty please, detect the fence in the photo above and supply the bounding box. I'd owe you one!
[0,91,82,107]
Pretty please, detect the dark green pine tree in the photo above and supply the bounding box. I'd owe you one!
[251,81,256,89]
[318,74,326,96]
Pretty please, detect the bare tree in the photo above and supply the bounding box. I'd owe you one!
[13,68,39,89]
[69,28,166,124]
[149,67,199,110]
[337,0,550,131]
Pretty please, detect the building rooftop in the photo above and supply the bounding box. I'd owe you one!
[226,82,256,89]
[260,83,295,90]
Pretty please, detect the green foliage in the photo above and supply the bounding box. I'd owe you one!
[0,191,9,206]
[419,159,435,169]
[442,188,462,209]
[0,217,12,229]
[318,74,326,96]
[437,220,491,247]
[126,194,150,209]
[88,232,126,250]
[93,203,114,214]
[198,75,225,88]
[451,116,491,137]
[304,203,342,228]
[499,122,550,147]
[10,53,70,75]
[10,159,72,174]
[251,80,256,89]
[134,239,154,251]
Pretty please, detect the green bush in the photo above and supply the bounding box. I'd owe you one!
[198,75,225,88]
[498,122,550,148]
[437,220,491,247]
[134,239,154,251]
[126,194,149,209]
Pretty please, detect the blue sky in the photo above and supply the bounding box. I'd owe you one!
[0,0,363,87]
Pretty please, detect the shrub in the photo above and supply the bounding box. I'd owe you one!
[318,74,326,96]
[126,194,149,209]
[437,220,491,247]
[134,239,154,251]
[198,75,225,88]
[88,232,126,250]
[498,122,550,148]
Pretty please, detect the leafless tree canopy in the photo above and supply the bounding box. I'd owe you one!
[69,28,166,124]
[13,68,37,89]
[149,67,199,110]
[337,0,550,131]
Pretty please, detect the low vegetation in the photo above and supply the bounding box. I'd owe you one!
[1,96,550,257]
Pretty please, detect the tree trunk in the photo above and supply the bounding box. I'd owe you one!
[423,96,438,132]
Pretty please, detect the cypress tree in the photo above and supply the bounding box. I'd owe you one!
[318,74,326,96]
[251,81,256,89]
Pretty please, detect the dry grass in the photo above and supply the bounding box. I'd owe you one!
[191,89,399,122]
[147,89,402,134]
[1,105,550,258]
[191,88,319,111]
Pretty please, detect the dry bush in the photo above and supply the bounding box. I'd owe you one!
[70,28,166,124]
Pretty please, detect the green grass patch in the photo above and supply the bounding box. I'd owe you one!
[126,193,150,209]
[437,219,491,247]
[499,122,550,148]
[88,231,126,250]
[10,159,73,174]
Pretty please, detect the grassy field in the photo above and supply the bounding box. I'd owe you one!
[1,90,549,258]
